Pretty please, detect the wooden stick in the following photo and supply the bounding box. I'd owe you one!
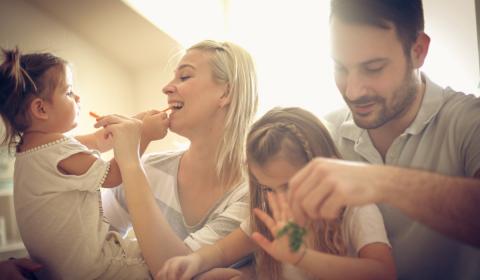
[89,111,101,119]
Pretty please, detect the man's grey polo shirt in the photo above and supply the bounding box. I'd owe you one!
[325,75,480,280]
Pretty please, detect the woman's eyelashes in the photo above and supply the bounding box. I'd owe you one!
[178,71,193,82]
[180,75,191,81]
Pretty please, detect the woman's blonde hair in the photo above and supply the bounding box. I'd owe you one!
[246,107,347,279]
[188,40,258,189]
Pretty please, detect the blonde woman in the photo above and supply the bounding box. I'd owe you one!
[101,40,258,276]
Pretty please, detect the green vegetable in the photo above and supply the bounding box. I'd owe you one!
[276,221,306,252]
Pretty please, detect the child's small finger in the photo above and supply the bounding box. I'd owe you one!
[253,208,277,234]
[267,192,281,222]
[278,192,292,221]
[94,115,122,128]
[251,232,274,255]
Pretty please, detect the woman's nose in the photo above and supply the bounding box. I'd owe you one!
[162,82,175,95]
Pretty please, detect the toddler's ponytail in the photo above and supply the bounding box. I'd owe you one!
[0,47,66,151]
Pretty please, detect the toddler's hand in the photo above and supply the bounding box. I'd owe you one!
[251,192,307,265]
[94,114,142,166]
[156,254,202,280]
[92,128,113,151]
[134,109,169,142]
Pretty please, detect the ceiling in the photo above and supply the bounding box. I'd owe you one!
[26,0,182,71]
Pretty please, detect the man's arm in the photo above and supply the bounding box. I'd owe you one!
[288,158,480,248]
[385,166,480,247]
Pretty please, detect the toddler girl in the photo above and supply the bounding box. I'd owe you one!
[0,48,165,279]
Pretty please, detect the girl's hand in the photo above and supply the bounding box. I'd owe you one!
[251,192,306,265]
[94,114,142,166]
[156,254,202,280]
[134,109,169,142]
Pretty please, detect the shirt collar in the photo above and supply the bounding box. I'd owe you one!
[338,73,446,142]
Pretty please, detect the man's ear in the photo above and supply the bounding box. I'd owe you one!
[219,83,231,108]
[410,32,430,69]
[29,98,49,120]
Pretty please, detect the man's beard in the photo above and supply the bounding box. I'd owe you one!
[346,65,419,129]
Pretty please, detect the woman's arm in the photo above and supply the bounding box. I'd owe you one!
[95,114,191,276]
[120,163,192,275]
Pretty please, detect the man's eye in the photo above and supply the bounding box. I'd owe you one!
[364,63,386,73]
[366,66,384,73]
[180,76,191,81]
[66,91,74,96]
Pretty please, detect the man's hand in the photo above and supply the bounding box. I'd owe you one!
[288,157,389,223]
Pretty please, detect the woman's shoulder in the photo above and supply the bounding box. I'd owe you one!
[142,150,185,166]
[223,180,249,203]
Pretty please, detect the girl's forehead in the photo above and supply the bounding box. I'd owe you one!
[250,157,303,189]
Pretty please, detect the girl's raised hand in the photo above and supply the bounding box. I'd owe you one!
[94,114,142,167]
[251,192,306,265]
[156,254,202,280]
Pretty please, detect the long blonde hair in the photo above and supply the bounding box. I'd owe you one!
[188,40,258,189]
[247,107,347,279]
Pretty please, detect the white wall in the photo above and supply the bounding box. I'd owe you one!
[423,0,479,95]
[223,0,480,120]
[0,0,136,136]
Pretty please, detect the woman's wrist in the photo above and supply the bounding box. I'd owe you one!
[117,159,142,174]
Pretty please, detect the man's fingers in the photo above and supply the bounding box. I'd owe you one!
[301,180,334,220]
[288,171,322,224]
[319,191,344,220]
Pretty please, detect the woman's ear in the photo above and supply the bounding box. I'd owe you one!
[410,32,430,69]
[219,83,231,108]
[29,98,49,120]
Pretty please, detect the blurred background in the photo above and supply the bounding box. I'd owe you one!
[0,0,479,259]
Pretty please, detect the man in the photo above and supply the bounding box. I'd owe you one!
[288,0,480,279]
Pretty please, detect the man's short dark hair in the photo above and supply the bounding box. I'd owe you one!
[330,0,424,54]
